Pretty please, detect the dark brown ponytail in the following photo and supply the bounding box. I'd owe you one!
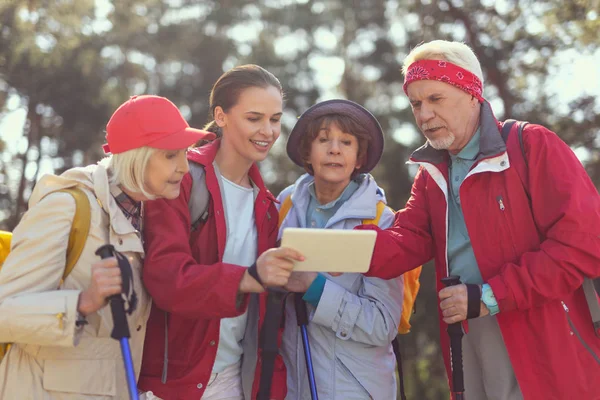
[203,120,222,138]
[194,65,282,148]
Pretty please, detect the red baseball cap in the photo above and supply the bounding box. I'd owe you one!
[102,95,215,154]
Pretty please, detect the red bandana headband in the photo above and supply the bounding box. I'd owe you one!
[403,59,485,103]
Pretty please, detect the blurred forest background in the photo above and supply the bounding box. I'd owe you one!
[1,0,599,398]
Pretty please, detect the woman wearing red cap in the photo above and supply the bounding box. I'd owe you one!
[0,95,214,399]
[139,65,303,400]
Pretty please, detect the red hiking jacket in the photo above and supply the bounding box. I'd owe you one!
[359,102,600,400]
[139,140,286,399]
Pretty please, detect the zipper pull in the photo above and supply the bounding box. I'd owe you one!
[496,195,505,211]
[561,301,569,312]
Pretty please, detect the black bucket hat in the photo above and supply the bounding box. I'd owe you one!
[286,99,384,174]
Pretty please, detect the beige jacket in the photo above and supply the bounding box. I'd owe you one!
[0,163,151,400]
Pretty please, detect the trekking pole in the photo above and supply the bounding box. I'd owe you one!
[257,288,287,400]
[96,244,139,400]
[441,276,465,400]
[295,293,318,400]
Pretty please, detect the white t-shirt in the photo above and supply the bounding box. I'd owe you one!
[212,175,258,373]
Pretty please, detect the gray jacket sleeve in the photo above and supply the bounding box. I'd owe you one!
[310,206,404,346]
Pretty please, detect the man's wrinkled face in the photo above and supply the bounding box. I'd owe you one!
[407,79,480,154]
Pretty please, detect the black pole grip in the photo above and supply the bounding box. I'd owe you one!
[95,244,131,340]
[95,244,115,260]
[294,293,309,326]
[440,275,465,397]
[448,328,465,395]
[109,296,131,340]
[257,290,286,400]
[441,275,461,288]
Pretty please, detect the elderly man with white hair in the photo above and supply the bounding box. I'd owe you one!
[356,40,600,400]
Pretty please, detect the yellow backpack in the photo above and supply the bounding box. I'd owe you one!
[278,195,422,334]
[0,187,92,361]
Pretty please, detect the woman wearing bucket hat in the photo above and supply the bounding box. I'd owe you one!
[138,65,303,400]
[277,99,405,400]
[0,94,215,399]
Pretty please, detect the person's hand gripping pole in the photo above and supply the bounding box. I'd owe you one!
[96,244,139,400]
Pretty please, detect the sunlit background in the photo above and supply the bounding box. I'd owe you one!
[0,1,598,398]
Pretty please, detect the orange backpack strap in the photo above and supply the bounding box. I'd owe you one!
[58,187,92,280]
[362,200,387,226]
[278,194,293,228]
[397,266,422,334]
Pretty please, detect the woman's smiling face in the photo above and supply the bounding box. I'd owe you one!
[216,85,283,164]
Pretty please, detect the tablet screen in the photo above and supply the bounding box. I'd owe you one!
[280,228,377,273]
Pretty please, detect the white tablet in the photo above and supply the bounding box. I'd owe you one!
[280,228,377,273]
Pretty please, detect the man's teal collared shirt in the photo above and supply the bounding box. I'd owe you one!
[447,129,484,284]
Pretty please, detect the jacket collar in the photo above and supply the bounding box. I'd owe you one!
[409,101,506,165]
[30,164,143,252]
[187,139,276,203]
[290,173,386,223]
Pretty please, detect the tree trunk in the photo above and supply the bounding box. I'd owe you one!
[10,101,39,230]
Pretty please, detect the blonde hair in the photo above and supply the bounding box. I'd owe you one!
[402,40,484,86]
[101,146,158,200]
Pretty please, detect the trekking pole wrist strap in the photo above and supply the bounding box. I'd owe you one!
[248,263,264,287]
[466,284,481,319]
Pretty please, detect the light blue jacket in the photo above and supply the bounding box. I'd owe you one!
[277,173,404,400]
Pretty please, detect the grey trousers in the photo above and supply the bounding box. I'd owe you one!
[462,315,523,400]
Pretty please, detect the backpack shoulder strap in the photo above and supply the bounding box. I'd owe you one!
[278,194,293,228]
[362,200,387,226]
[58,187,91,280]
[501,119,530,197]
[188,161,210,230]
[500,119,517,143]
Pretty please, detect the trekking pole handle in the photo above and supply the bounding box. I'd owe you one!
[441,276,461,288]
[95,244,131,340]
[440,275,465,400]
[295,293,309,326]
[95,244,115,260]
[441,276,463,331]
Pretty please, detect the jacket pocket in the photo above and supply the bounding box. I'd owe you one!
[334,355,373,399]
[561,301,600,365]
[42,359,116,396]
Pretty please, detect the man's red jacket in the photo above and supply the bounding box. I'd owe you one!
[359,102,600,400]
